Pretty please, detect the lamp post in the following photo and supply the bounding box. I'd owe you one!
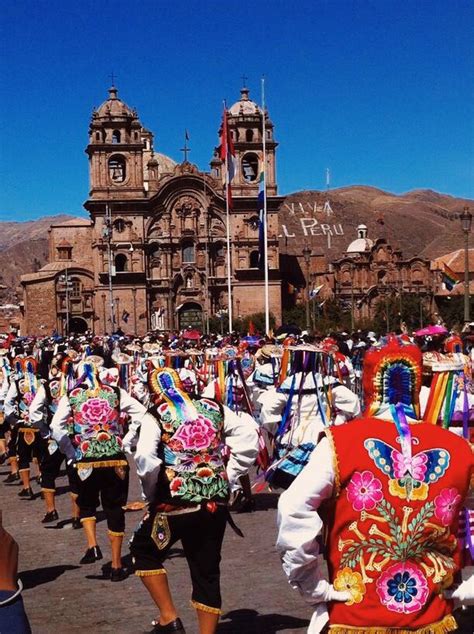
[460,207,472,324]
[58,268,72,336]
[302,245,311,331]
[350,262,355,332]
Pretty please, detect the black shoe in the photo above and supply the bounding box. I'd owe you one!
[153,618,186,633]
[4,472,20,484]
[18,487,34,499]
[41,510,59,524]
[0,453,8,465]
[110,567,128,582]
[80,546,103,564]
[72,518,82,530]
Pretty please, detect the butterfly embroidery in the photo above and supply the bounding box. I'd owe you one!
[364,438,450,500]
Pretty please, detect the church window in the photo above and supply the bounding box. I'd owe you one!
[214,242,224,258]
[108,155,126,183]
[248,215,259,231]
[246,129,254,142]
[112,130,121,144]
[242,153,259,182]
[115,253,128,272]
[95,132,101,141]
[266,130,271,140]
[70,278,81,297]
[182,241,195,263]
[250,250,260,268]
[114,218,126,233]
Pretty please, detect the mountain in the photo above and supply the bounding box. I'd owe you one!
[278,186,471,261]
[0,215,79,304]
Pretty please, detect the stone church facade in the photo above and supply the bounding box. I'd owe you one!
[22,86,283,335]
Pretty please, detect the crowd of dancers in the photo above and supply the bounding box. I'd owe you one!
[0,323,473,634]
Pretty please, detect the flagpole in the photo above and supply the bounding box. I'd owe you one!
[261,77,270,335]
[223,101,233,332]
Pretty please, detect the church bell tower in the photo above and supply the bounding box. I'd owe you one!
[211,85,278,197]
[86,85,151,200]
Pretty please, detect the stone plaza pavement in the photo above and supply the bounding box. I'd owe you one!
[0,465,312,634]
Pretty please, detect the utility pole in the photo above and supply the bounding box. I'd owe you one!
[461,207,472,324]
[303,245,311,331]
[103,200,115,333]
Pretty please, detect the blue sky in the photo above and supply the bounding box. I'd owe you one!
[1,0,473,221]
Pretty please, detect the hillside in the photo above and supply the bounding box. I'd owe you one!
[0,215,79,304]
[278,186,471,261]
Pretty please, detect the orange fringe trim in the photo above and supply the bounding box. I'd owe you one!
[191,600,222,615]
[76,460,127,469]
[329,614,457,634]
[80,517,96,523]
[135,569,167,577]
[40,488,56,493]
[107,530,125,537]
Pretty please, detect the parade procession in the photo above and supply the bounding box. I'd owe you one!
[1,3,474,633]
[0,324,473,633]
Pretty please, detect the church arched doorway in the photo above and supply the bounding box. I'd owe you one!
[68,317,88,334]
[177,302,203,330]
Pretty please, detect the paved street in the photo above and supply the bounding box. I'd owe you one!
[0,465,312,634]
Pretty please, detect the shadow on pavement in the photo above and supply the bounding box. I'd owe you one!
[218,609,309,633]
[20,564,79,589]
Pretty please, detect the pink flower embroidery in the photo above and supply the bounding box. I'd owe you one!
[81,398,113,426]
[346,471,383,511]
[172,416,216,451]
[376,563,428,613]
[392,450,427,481]
[434,487,461,526]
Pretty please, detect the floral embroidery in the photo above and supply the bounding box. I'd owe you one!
[81,398,114,426]
[171,416,217,451]
[158,399,229,504]
[70,386,123,460]
[346,471,383,511]
[434,488,461,526]
[334,567,366,605]
[339,498,457,586]
[376,563,428,613]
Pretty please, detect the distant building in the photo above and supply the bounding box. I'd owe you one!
[21,86,283,335]
[331,225,432,322]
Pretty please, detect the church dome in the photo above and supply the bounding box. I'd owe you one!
[346,224,374,254]
[94,86,137,120]
[228,87,261,116]
[154,152,177,174]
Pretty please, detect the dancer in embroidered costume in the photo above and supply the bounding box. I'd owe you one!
[51,358,152,581]
[130,367,258,633]
[277,335,474,633]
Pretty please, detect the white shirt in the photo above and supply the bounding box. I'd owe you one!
[258,373,360,445]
